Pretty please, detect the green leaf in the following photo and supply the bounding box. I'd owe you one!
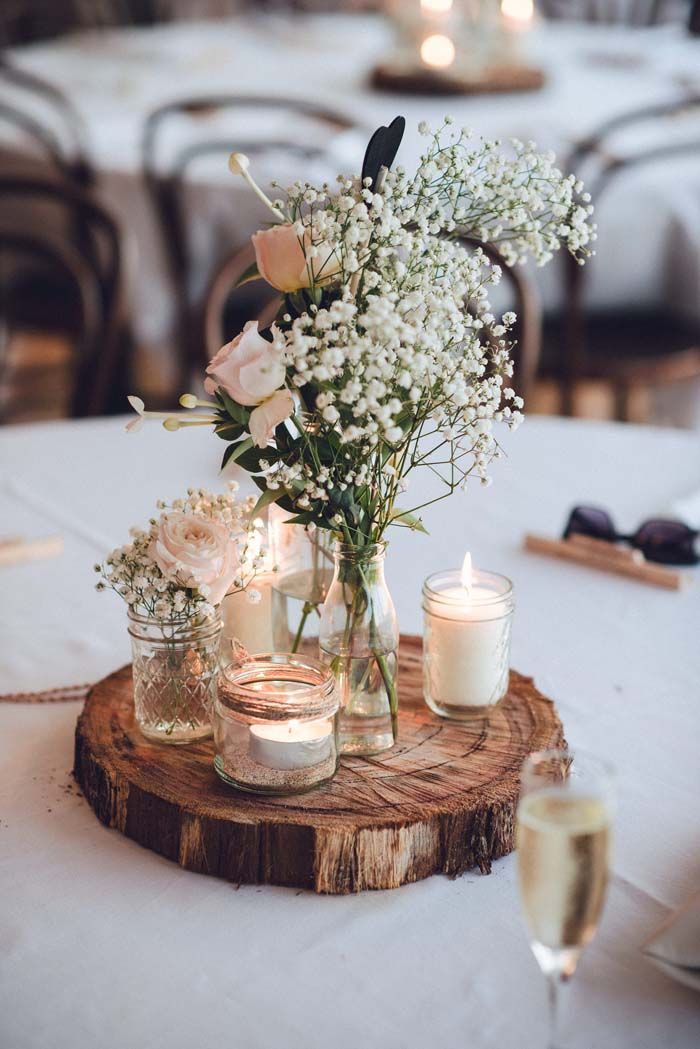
[215,420,245,443]
[251,487,282,516]
[234,445,270,473]
[220,437,254,470]
[390,509,429,534]
[218,391,249,426]
[234,261,262,288]
[284,511,316,526]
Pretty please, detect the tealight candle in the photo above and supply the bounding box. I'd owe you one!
[422,553,514,719]
[213,654,339,795]
[249,718,333,771]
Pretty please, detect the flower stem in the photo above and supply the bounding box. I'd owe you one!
[291,600,316,653]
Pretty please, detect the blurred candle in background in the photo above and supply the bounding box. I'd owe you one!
[500,0,535,62]
[419,0,456,68]
[420,32,457,68]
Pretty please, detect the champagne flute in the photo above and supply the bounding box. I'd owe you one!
[517,749,615,1049]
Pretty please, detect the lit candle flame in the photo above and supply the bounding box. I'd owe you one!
[501,0,534,23]
[420,33,456,69]
[461,552,473,594]
[420,0,453,13]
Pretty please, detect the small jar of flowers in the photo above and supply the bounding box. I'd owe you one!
[96,485,267,743]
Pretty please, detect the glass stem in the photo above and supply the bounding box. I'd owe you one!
[547,974,562,1049]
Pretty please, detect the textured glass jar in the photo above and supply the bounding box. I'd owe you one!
[423,570,514,720]
[213,653,339,795]
[319,541,399,756]
[128,610,222,743]
[269,506,335,655]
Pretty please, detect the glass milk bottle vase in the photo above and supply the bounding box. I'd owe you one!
[319,541,399,756]
[127,610,222,743]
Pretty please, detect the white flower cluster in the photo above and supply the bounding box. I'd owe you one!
[407,120,595,266]
[95,483,266,621]
[259,124,576,527]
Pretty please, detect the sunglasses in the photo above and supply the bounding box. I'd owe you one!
[563,506,699,566]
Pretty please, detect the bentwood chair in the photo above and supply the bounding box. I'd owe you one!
[0,176,126,420]
[690,0,700,33]
[203,234,541,404]
[142,95,358,395]
[0,60,94,187]
[558,96,700,420]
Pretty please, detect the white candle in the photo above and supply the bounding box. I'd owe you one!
[501,0,534,29]
[499,0,534,62]
[249,718,333,771]
[423,554,514,718]
[221,574,276,656]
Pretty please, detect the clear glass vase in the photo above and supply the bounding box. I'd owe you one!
[128,610,222,743]
[271,519,335,655]
[319,541,399,756]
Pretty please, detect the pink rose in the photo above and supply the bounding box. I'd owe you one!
[252,224,341,293]
[249,389,295,448]
[204,321,286,406]
[151,512,238,606]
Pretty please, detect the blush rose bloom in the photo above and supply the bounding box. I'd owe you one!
[151,512,238,605]
[204,321,285,405]
[252,224,341,293]
[249,389,295,449]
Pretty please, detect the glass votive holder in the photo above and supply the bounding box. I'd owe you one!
[422,569,514,720]
[213,653,339,795]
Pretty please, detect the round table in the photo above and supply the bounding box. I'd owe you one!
[0,413,698,1048]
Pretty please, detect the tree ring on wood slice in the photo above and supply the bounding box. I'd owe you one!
[74,635,565,894]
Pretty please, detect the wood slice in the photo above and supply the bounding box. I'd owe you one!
[74,636,564,894]
[370,62,546,96]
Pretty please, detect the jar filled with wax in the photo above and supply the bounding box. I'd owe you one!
[422,555,514,720]
[213,654,339,795]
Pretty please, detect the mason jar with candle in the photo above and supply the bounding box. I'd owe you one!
[213,653,339,795]
[422,555,514,719]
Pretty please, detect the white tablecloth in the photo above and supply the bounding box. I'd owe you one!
[0,414,699,1048]
[4,15,700,392]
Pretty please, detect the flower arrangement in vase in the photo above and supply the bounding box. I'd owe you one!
[129,116,594,754]
[96,485,268,742]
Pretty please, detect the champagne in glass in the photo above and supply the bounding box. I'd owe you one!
[517,750,615,1048]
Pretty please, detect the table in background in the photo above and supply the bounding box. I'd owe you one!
[4,15,700,394]
[0,414,699,1049]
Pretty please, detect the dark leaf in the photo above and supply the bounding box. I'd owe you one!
[361,116,406,191]
[221,437,254,470]
[215,421,245,443]
[234,261,262,288]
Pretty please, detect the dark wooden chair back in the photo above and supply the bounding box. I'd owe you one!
[203,234,541,404]
[560,95,700,417]
[142,94,358,393]
[0,176,125,418]
[0,60,94,187]
[689,0,700,33]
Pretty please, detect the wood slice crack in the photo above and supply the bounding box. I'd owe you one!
[74,635,564,893]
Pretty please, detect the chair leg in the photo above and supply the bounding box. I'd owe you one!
[613,382,631,422]
[560,375,576,417]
